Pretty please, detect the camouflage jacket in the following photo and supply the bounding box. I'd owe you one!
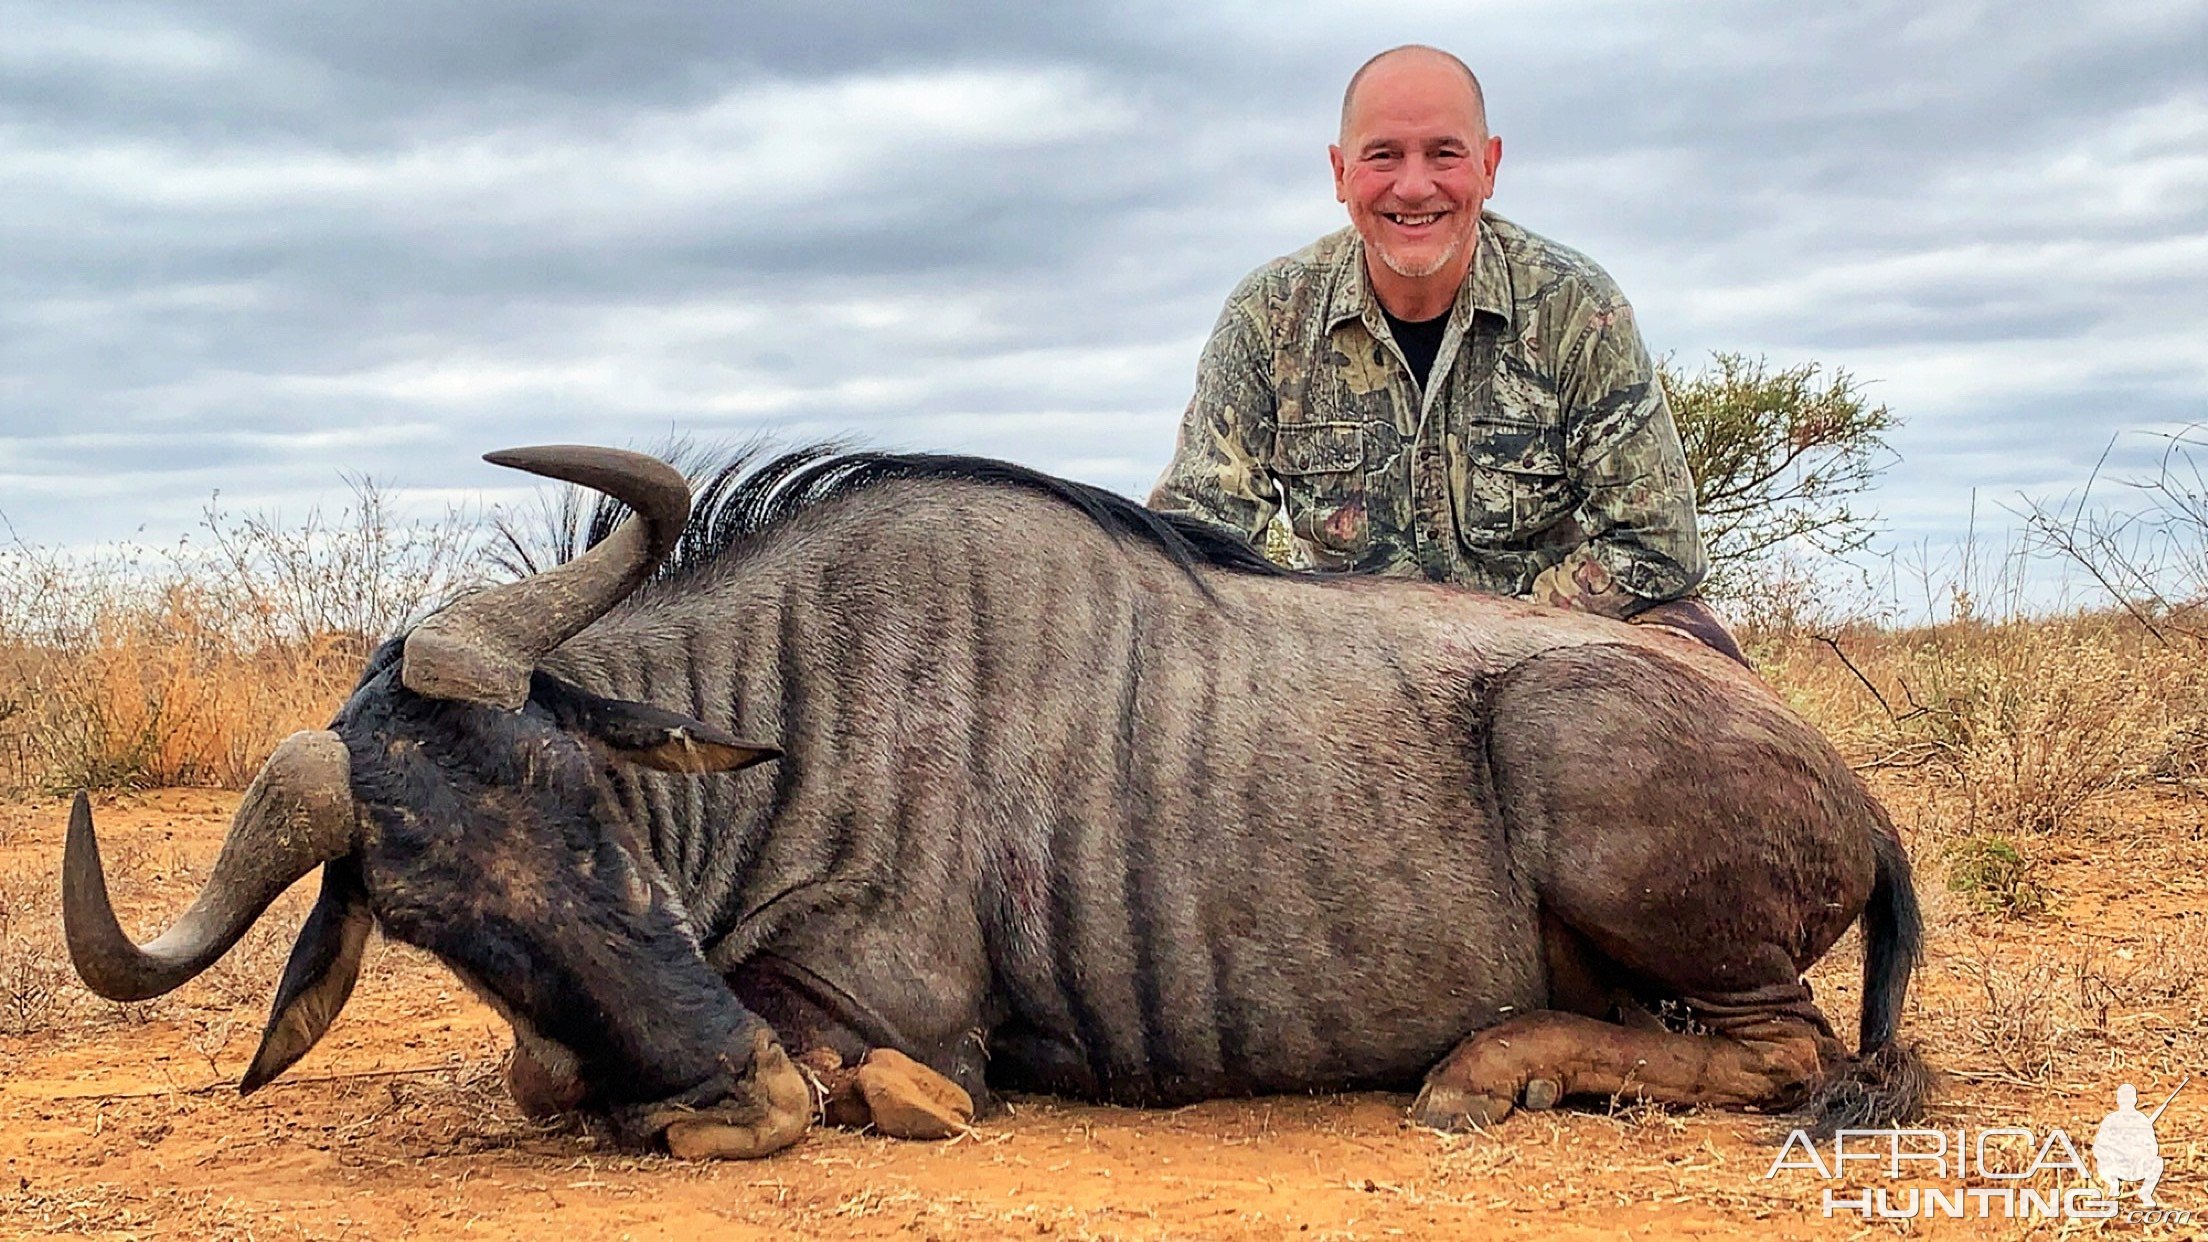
[1148,214,1706,617]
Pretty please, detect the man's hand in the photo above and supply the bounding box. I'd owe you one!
[1528,550,1641,619]
[1531,553,1750,668]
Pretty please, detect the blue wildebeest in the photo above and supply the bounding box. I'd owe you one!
[64,445,1924,1158]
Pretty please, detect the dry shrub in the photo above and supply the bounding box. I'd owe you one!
[0,933,76,1036]
[0,869,75,1036]
[0,480,481,791]
[1890,621,2178,837]
[200,913,304,1009]
[2072,921,2208,1026]
[1951,932,2119,1078]
[1757,613,2206,843]
[0,867,20,938]
[12,592,362,790]
[2149,719,2208,791]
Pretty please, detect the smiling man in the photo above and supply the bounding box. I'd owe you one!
[1152,45,1732,647]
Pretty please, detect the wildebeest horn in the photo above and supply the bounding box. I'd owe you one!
[402,445,691,709]
[64,730,357,1002]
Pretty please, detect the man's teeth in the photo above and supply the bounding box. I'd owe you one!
[1389,213,1441,226]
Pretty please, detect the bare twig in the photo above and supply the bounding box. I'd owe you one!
[1810,633,1896,720]
[2019,498,2170,643]
[1857,744,1955,773]
[54,1063,466,1103]
[2017,423,2208,647]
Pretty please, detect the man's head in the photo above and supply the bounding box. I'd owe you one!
[1329,46,1501,313]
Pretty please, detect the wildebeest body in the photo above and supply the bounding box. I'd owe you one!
[532,481,1806,1102]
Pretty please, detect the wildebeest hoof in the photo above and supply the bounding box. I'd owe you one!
[666,1036,812,1158]
[796,1047,872,1129]
[854,1048,973,1140]
[1521,1077,1562,1111]
[619,1031,814,1159]
[1410,1081,1514,1131]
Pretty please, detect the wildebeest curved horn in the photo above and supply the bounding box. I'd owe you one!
[402,445,691,709]
[64,730,357,1002]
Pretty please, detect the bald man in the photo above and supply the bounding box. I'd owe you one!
[1152,46,1734,652]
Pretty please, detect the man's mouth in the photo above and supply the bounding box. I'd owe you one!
[1384,211,1445,228]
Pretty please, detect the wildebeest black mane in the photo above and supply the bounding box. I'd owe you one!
[496,443,1289,590]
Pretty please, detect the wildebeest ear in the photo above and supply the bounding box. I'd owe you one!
[241,856,372,1095]
[530,673,782,775]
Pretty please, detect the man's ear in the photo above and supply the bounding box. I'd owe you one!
[529,672,782,775]
[1329,143,1349,202]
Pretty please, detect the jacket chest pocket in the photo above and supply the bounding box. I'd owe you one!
[1450,420,1575,545]
[1271,421,1372,558]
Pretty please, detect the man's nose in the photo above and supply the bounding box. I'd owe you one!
[1394,156,1438,203]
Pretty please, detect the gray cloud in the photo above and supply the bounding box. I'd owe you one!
[3,0,2203,612]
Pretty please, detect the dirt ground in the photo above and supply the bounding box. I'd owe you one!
[3,784,2204,1240]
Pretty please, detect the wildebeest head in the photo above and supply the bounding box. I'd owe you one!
[63,446,809,1157]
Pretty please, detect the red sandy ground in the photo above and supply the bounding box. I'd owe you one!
[3,786,2203,1240]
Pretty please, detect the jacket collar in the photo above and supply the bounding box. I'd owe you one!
[1324,214,1512,334]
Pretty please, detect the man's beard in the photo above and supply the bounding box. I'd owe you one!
[1376,233,1463,279]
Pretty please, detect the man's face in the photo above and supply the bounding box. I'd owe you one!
[1329,55,1501,289]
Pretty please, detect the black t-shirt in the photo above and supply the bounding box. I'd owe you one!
[1382,308,1449,390]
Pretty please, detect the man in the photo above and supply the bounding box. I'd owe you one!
[1150,45,1737,655]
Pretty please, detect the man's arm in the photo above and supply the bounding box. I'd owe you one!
[1531,295,1708,618]
[1147,292,1282,540]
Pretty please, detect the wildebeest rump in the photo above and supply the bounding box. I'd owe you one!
[63,445,1925,1157]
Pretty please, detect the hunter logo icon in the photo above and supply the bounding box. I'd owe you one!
[2094,1078,2183,1207]
[1766,1074,2197,1223]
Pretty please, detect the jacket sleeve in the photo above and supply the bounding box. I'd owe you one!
[1146,288,1281,541]
[1532,294,1707,618]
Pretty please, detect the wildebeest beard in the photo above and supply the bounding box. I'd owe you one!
[62,443,1927,1161]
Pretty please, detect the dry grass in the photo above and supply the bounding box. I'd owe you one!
[4,482,2200,822]
[1753,614,2207,849]
[0,934,74,1037]
[1919,916,2208,1090]
[0,864,75,1037]
[0,480,481,793]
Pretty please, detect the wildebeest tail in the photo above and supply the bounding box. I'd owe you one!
[1857,819,1919,1054]
[1801,812,1929,1136]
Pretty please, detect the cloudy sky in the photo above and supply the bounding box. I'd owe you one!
[3,0,2203,599]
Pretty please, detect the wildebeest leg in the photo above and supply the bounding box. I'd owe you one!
[794,1047,976,1139]
[506,1022,591,1120]
[1427,642,1878,1126]
[1539,911,1665,1034]
[1411,984,1842,1128]
[725,956,980,1139]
